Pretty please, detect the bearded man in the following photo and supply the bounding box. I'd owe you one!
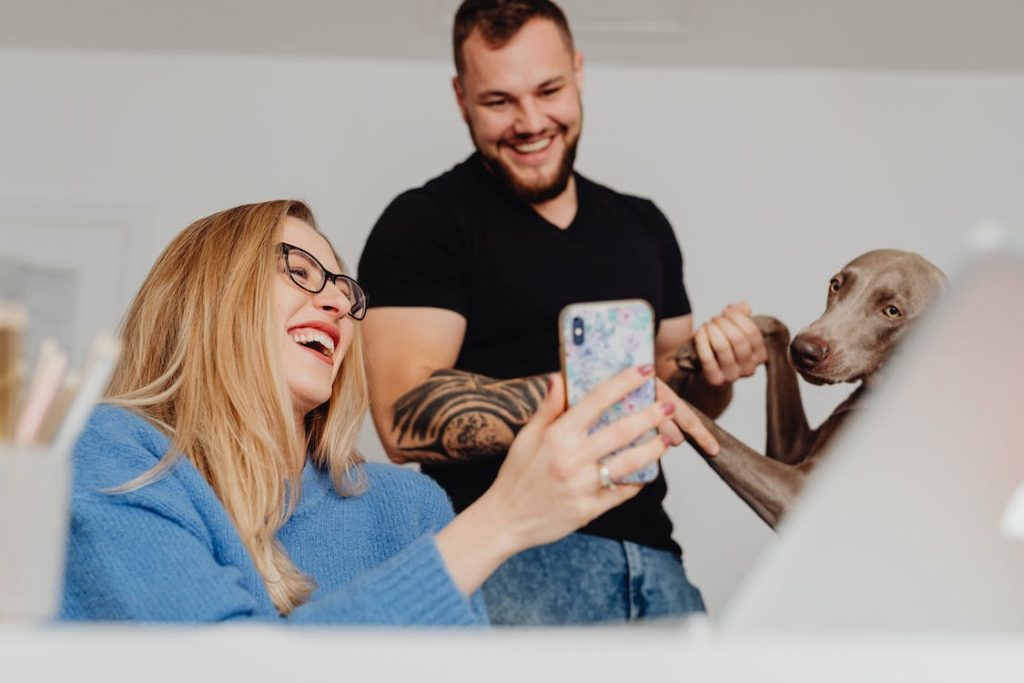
[358,0,765,625]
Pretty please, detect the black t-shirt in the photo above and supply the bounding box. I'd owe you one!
[359,153,691,554]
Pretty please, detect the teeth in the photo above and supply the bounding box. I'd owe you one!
[513,137,551,153]
[290,330,335,356]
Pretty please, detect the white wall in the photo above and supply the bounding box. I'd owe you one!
[2,49,1022,615]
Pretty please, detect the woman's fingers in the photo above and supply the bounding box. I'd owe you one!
[517,373,564,440]
[600,429,670,485]
[596,481,644,509]
[554,364,654,434]
[657,418,684,447]
[570,374,722,463]
[584,398,672,459]
[655,378,719,455]
[670,396,720,455]
[587,433,673,516]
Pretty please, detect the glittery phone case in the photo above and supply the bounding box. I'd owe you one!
[558,299,658,484]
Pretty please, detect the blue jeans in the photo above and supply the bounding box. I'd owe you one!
[482,532,706,626]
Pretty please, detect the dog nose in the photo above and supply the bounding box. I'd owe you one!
[790,336,830,369]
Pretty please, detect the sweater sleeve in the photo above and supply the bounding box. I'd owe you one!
[63,491,486,626]
[287,463,489,626]
[61,407,488,626]
[289,533,486,626]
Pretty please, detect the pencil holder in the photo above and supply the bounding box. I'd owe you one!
[0,445,70,621]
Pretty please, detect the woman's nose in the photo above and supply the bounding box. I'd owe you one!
[313,281,353,318]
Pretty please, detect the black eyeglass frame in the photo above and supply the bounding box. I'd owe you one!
[278,242,368,320]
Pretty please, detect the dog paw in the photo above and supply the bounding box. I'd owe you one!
[675,339,703,373]
[752,315,789,338]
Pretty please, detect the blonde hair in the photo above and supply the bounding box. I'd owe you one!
[106,200,368,614]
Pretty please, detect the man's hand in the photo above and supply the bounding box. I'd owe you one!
[691,302,768,387]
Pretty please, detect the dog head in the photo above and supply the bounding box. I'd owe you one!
[790,249,946,385]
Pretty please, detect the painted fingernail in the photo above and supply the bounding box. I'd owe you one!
[639,364,654,376]
[661,435,672,447]
[662,402,675,416]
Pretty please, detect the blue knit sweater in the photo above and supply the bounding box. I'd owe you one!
[60,405,488,625]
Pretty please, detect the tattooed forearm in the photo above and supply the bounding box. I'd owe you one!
[390,369,548,464]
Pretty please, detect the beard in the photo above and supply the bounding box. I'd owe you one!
[476,123,581,205]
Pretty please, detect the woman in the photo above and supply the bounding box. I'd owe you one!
[60,200,717,624]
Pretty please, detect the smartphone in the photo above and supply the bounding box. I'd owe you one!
[558,299,659,484]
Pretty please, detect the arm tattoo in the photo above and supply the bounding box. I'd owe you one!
[391,369,548,464]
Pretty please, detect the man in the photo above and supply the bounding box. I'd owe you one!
[358,0,765,625]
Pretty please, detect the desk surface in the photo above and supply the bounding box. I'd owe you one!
[3,621,1024,683]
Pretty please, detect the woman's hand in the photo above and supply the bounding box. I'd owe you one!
[436,365,719,595]
[653,377,720,455]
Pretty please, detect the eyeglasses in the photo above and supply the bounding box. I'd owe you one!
[278,243,368,320]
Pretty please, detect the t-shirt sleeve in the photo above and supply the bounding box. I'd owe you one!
[648,201,691,319]
[358,189,468,316]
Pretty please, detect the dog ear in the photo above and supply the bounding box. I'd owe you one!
[917,254,949,291]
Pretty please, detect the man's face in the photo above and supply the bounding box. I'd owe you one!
[454,18,583,204]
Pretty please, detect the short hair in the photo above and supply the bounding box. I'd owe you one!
[453,0,575,77]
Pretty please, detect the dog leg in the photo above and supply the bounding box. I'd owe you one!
[673,315,814,464]
[757,317,815,465]
[683,402,806,529]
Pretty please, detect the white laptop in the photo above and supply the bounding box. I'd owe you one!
[720,224,1024,632]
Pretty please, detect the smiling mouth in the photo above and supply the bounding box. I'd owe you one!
[290,331,336,361]
[509,137,553,154]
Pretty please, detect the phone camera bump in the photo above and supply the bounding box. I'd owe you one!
[572,317,585,346]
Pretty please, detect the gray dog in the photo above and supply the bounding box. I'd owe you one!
[673,249,946,528]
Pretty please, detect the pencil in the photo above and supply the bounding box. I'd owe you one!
[0,303,27,441]
[14,338,69,446]
[36,369,81,444]
[53,333,121,458]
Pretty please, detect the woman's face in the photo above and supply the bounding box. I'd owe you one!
[274,217,355,418]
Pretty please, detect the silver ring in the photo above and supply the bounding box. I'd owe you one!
[598,464,616,490]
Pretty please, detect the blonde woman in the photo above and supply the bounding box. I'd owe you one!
[60,200,718,624]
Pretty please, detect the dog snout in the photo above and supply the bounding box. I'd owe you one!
[790,335,830,370]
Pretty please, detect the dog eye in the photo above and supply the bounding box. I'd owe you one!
[829,279,841,293]
[883,305,902,318]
